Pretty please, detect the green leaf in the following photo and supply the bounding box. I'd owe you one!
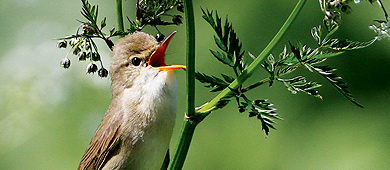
[312,65,363,107]
[278,76,322,98]
[324,18,339,36]
[195,72,229,92]
[214,36,227,51]
[322,38,376,51]
[315,51,344,58]
[262,54,276,72]
[202,8,245,72]
[222,17,230,47]
[56,34,82,40]
[93,5,98,22]
[109,27,115,36]
[216,93,236,109]
[91,6,96,19]
[101,17,107,29]
[289,42,302,61]
[311,25,322,44]
[239,97,281,136]
[210,50,234,66]
[221,73,234,83]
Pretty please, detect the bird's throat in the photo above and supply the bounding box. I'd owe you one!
[117,68,177,169]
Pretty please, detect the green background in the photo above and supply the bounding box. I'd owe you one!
[1,0,389,169]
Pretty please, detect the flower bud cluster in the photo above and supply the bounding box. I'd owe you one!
[81,23,96,35]
[136,1,183,27]
[369,16,390,40]
[56,36,108,78]
[327,0,351,13]
[57,40,67,48]
[322,0,360,30]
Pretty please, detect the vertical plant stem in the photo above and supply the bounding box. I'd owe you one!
[169,121,197,170]
[185,1,196,119]
[160,150,170,170]
[116,0,124,38]
[169,0,196,169]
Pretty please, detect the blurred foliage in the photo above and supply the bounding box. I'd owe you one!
[1,0,390,170]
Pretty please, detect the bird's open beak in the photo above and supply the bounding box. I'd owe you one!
[148,31,186,71]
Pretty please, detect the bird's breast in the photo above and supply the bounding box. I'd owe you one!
[118,68,177,169]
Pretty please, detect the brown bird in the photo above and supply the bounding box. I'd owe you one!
[78,31,185,170]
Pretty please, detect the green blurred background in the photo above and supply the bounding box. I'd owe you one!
[1,0,390,169]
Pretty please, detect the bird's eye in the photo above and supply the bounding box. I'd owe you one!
[131,57,141,66]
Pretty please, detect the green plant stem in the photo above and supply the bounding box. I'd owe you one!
[169,121,197,170]
[169,0,196,169]
[377,0,388,19]
[116,0,124,38]
[198,0,307,113]
[160,150,170,170]
[241,77,271,93]
[185,0,196,119]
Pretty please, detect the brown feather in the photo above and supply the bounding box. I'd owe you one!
[78,106,123,170]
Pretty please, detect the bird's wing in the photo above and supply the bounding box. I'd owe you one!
[78,114,123,170]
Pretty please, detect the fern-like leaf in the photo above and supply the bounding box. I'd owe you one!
[201,8,246,74]
[195,72,229,92]
[321,38,377,51]
[312,65,363,107]
[239,97,281,136]
[278,76,322,99]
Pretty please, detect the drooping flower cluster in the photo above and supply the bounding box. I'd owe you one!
[369,16,390,40]
[57,31,108,78]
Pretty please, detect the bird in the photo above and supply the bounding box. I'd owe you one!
[78,31,185,170]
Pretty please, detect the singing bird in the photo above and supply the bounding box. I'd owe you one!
[78,31,185,170]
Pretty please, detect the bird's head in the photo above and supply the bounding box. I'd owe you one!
[110,31,185,95]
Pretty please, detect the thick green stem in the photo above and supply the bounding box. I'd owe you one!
[198,0,307,113]
[169,0,196,169]
[185,0,196,118]
[169,121,197,170]
[116,0,124,38]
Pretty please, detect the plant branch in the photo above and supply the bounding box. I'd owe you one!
[377,0,388,19]
[168,121,197,170]
[198,0,308,113]
[241,77,271,93]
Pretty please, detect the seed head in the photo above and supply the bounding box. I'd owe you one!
[60,58,71,69]
[57,40,67,48]
[86,63,98,74]
[98,68,109,78]
[78,52,87,61]
[156,33,165,42]
[81,23,96,35]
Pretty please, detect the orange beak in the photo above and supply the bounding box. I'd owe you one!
[148,31,186,71]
